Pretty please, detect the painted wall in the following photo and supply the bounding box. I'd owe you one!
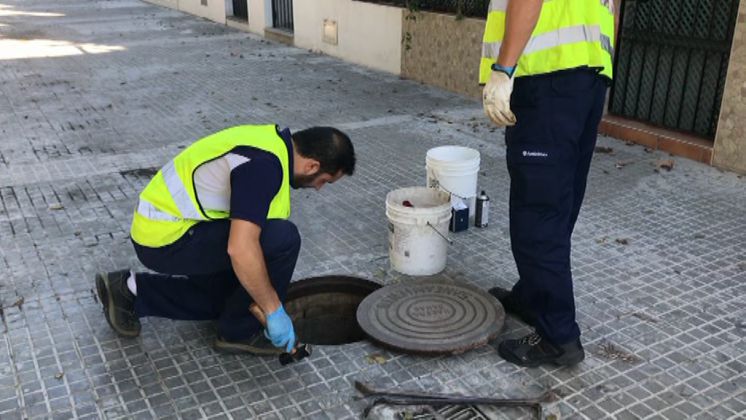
[248,0,270,35]
[178,0,226,24]
[401,11,484,99]
[292,0,402,75]
[713,0,746,174]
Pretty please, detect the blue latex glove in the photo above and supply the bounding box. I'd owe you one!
[264,305,296,352]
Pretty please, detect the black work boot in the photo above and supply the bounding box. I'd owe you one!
[214,333,282,356]
[95,270,140,337]
[498,332,584,367]
[488,287,536,326]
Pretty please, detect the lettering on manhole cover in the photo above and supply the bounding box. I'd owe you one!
[356,280,505,355]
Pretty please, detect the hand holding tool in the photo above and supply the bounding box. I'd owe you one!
[483,70,516,127]
[264,305,296,351]
[249,303,312,365]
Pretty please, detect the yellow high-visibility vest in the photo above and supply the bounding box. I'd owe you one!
[130,125,291,247]
[479,0,615,83]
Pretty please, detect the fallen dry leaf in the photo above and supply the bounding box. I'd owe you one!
[615,160,633,169]
[597,342,642,363]
[657,159,675,171]
[632,312,659,323]
[364,353,388,365]
[48,203,64,211]
[594,146,614,154]
[11,297,24,308]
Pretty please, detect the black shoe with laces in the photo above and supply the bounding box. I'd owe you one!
[498,332,584,367]
[214,333,283,356]
[487,287,536,326]
[95,270,141,337]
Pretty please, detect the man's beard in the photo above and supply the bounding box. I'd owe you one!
[292,173,320,189]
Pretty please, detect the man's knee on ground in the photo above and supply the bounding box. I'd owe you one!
[260,220,301,257]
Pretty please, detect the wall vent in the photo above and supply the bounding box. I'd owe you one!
[323,19,338,45]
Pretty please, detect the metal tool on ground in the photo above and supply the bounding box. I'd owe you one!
[354,381,558,419]
[249,303,312,365]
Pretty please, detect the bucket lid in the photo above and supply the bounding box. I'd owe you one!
[356,279,505,355]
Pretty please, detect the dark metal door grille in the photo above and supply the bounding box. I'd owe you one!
[272,0,294,31]
[232,0,247,20]
[610,0,739,139]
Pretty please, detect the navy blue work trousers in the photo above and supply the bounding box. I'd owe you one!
[505,68,607,345]
[131,219,301,341]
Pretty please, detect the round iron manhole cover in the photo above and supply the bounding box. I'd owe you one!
[356,280,505,355]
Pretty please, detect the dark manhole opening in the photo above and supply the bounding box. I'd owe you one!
[285,275,381,345]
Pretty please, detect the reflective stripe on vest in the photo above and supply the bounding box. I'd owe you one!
[482,24,614,61]
[137,199,180,222]
[160,159,205,221]
[479,0,615,82]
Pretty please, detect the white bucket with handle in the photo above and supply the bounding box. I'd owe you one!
[385,187,451,276]
[426,146,481,215]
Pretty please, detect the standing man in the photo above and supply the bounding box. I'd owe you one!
[95,125,355,355]
[481,0,617,366]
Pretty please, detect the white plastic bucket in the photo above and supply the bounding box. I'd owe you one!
[426,146,480,215]
[386,187,451,276]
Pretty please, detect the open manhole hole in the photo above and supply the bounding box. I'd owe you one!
[285,275,382,345]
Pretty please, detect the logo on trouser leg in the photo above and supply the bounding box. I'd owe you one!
[522,151,549,158]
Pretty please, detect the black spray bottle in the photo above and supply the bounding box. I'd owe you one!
[475,190,490,228]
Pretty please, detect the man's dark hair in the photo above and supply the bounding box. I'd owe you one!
[292,127,356,176]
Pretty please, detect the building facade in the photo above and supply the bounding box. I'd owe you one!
[144,0,746,174]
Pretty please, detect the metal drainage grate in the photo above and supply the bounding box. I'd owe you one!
[399,404,495,419]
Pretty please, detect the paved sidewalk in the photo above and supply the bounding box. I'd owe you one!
[0,0,744,419]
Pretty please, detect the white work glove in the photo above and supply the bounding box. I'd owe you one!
[482,70,516,127]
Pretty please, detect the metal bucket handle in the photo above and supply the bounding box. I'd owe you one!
[426,221,453,245]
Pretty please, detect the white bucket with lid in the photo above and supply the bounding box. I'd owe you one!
[426,146,481,215]
[385,187,451,276]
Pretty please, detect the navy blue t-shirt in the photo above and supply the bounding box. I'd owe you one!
[226,128,292,227]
